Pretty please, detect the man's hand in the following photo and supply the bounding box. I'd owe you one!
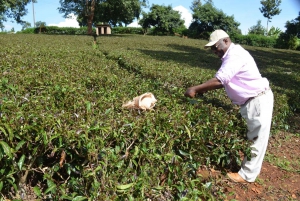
[184,78,223,98]
[184,87,197,98]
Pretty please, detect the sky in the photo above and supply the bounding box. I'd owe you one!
[3,0,300,34]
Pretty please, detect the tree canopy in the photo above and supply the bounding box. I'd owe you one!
[35,21,46,27]
[138,4,185,35]
[248,20,266,35]
[284,12,300,38]
[59,0,146,34]
[276,12,300,49]
[189,2,241,39]
[259,0,282,32]
[0,0,34,29]
[94,0,146,27]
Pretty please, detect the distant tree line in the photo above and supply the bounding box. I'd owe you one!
[1,0,299,50]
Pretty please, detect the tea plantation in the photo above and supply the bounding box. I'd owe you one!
[0,34,299,200]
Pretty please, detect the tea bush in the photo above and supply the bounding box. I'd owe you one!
[231,34,277,48]
[112,27,144,35]
[0,34,299,200]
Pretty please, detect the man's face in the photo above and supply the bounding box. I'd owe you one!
[211,39,225,58]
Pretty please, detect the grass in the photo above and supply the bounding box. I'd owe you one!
[0,33,299,200]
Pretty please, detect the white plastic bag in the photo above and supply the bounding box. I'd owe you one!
[122,92,157,110]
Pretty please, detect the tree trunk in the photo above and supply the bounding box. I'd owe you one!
[86,0,95,35]
[266,19,269,36]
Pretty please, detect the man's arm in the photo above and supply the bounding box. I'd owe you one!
[184,77,223,98]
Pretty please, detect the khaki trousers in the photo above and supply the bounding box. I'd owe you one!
[238,89,274,182]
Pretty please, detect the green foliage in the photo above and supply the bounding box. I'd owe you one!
[276,13,300,49]
[0,34,299,199]
[231,34,277,48]
[112,27,144,34]
[190,0,202,12]
[95,0,146,26]
[35,21,46,28]
[287,36,300,50]
[0,0,32,25]
[259,0,282,32]
[139,4,185,35]
[21,21,32,31]
[18,26,93,35]
[17,27,35,34]
[59,0,146,28]
[248,20,266,35]
[267,26,281,37]
[283,12,300,38]
[189,2,241,39]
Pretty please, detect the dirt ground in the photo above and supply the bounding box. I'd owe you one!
[223,131,300,201]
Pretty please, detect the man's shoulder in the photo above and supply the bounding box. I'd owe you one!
[228,43,248,56]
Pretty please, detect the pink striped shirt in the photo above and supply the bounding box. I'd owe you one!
[215,43,269,105]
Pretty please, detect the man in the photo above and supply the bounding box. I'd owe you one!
[184,30,274,183]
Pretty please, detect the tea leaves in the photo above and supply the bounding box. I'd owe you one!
[0,34,299,200]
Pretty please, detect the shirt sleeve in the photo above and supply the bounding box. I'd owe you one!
[216,53,247,85]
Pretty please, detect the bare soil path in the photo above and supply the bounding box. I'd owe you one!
[224,131,300,200]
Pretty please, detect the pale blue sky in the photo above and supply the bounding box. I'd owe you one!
[3,0,300,34]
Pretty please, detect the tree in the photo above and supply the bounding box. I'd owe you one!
[284,12,300,38]
[259,0,281,33]
[190,0,213,11]
[276,12,300,49]
[59,0,99,35]
[59,0,146,35]
[35,21,46,27]
[248,20,266,35]
[189,2,241,39]
[0,22,4,32]
[0,0,34,26]
[139,4,185,35]
[93,0,146,27]
[21,21,31,30]
[267,26,281,37]
[190,0,202,12]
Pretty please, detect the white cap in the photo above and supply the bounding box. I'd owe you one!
[204,30,229,48]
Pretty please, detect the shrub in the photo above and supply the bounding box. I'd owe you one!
[18,26,94,35]
[112,27,143,34]
[17,28,35,34]
[287,36,300,50]
[231,34,277,48]
[0,33,299,200]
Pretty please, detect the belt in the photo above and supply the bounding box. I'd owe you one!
[243,88,270,105]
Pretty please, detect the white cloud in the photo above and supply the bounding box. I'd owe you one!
[48,13,79,28]
[173,5,192,28]
[127,20,141,28]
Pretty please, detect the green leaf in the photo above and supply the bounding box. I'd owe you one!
[60,195,73,200]
[18,155,26,170]
[33,186,41,197]
[178,149,190,157]
[86,101,91,112]
[116,183,134,190]
[0,124,14,142]
[44,182,57,194]
[0,141,12,158]
[72,196,88,201]
[152,186,164,190]
[15,140,26,152]
[0,126,7,137]
[0,181,3,191]
[184,125,191,139]
[42,132,48,145]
